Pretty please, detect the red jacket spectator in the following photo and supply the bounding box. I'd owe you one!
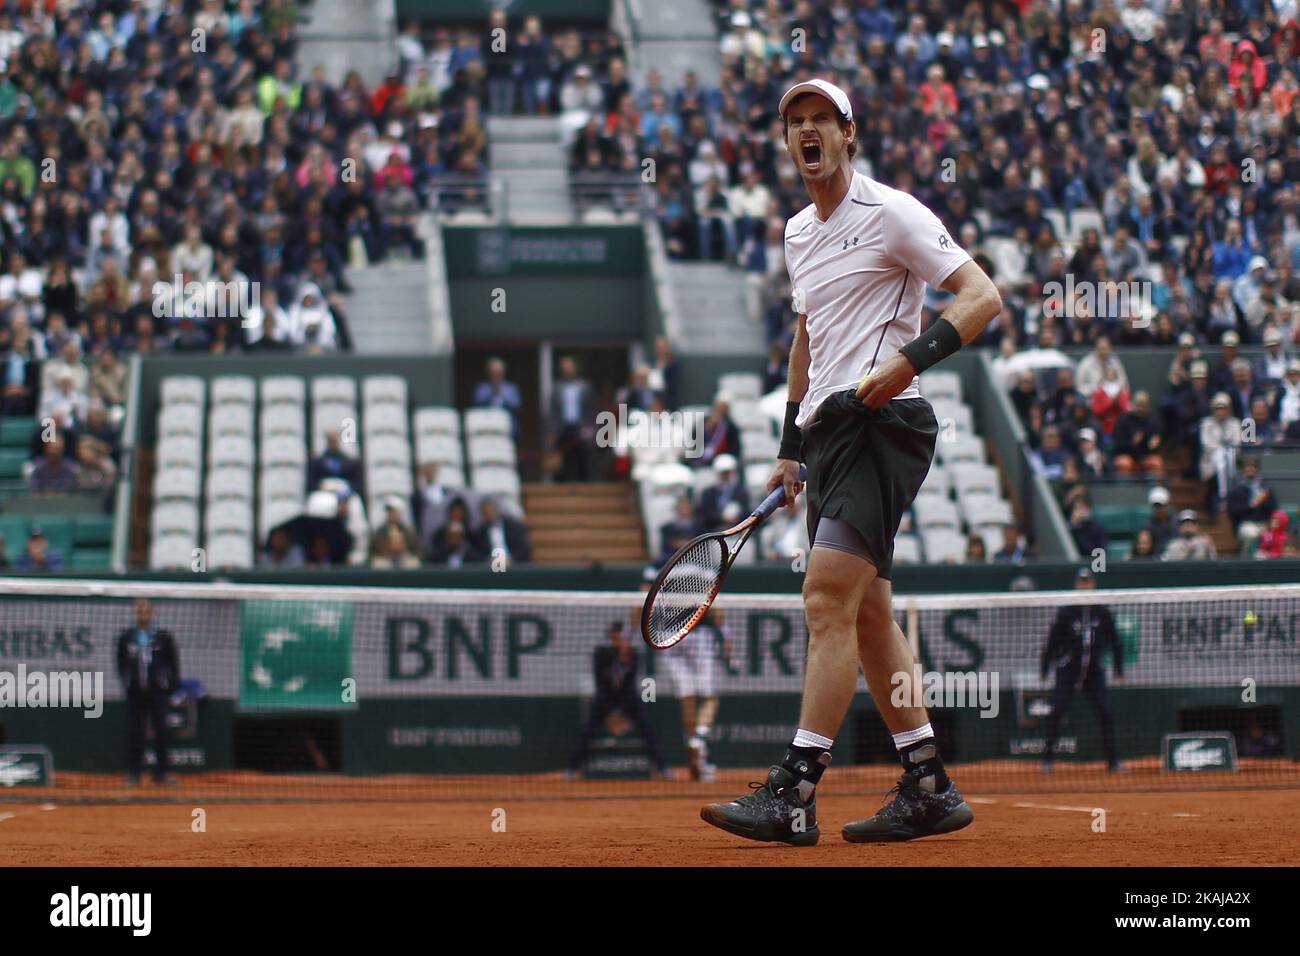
[1228,40,1268,108]
[1258,510,1291,559]
[1090,382,1131,436]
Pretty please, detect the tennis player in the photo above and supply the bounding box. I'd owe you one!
[701,78,1002,845]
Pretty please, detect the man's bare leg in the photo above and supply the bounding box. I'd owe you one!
[797,545,877,736]
[855,576,930,734]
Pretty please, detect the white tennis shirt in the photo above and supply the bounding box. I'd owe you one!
[786,171,971,428]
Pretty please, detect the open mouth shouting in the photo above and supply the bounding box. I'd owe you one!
[800,137,824,173]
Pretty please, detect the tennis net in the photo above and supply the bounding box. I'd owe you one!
[1,578,1297,802]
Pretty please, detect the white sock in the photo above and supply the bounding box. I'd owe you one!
[892,723,934,751]
[792,728,834,750]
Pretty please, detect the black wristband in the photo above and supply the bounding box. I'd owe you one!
[779,400,803,461]
[899,317,962,375]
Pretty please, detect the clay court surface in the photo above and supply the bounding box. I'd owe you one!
[3,764,1298,866]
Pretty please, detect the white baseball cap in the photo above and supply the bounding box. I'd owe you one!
[779,78,853,124]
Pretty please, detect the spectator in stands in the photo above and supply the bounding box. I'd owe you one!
[698,454,750,534]
[1030,424,1070,480]
[473,497,532,565]
[615,364,656,411]
[964,534,987,564]
[89,347,127,417]
[1226,456,1278,555]
[0,319,41,416]
[657,495,698,563]
[14,528,63,571]
[373,496,421,560]
[1088,365,1130,443]
[1255,326,1291,387]
[1112,390,1164,476]
[1227,358,1262,418]
[412,462,462,556]
[1200,393,1243,511]
[549,355,595,482]
[696,397,742,469]
[260,527,306,569]
[1208,331,1243,395]
[1247,395,1281,445]
[371,525,422,569]
[1280,359,1300,434]
[1162,510,1218,561]
[28,434,80,494]
[1075,428,1107,479]
[38,375,90,429]
[472,357,523,433]
[308,430,362,493]
[75,438,116,493]
[287,285,340,353]
[429,520,486,567]
[647,336,681,410]
[377,172,425,260]
[1069,499,1108,558]
[0,532,7,569]
[992,524,1033,565]
[1130,528,1159,560]
[1076,336,1129,397]
[1256,510,1293,560]
[1145,487,1178,555]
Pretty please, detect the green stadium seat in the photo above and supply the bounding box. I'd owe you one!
[1260,449,1300,478]
[1093,505,1145,536]
[0,448,27,480]
[0,515,28,549]
[69,548,111,569]
[0,417,36,448]
[73,514,114,547]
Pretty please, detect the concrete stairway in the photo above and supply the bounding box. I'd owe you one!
[296,0,396,88]
[1163,447,1239,555]
[487,117,571,223]
[623,0,722,88]
[524,482,647,564]
[343,257,434,354]
[667,261,766,355]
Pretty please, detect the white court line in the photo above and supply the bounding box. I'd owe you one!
[1013,801,1098,813]
[1171,812,1201,818]
[0,813,15,823]
[967,797,998,805]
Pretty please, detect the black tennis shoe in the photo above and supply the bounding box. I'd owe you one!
[841,771,974,843]
[700,765,820,846]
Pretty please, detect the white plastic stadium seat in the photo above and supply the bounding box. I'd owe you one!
[416,432,463,468]
[936,433,985,465]
[728,402,769,432]
[150,533,197,570]
[913,496,961,531]
[158,404,202,439]
[414,407,460,438]
[210,404,254,439]
[210,375,256,408]
[920,528,967,563]
[717,372,762,402]
[261,375,306,407]
[311,375,357,407]
[1066,207,1104,243]
[362,375,408,409]
[367,435,412,469]
[741,432,779,465]
[438,465,467,489]
[915,466,951,499]
[157,435,201,471]
[260,405,305,439]
[260,467,305,503]
[206,467,253,503]
[466,434,516,468]
[464,407,512,438]
[960,494,1013,528]
[950,462,1000,498]
[205,532,254,569]
[153,465,200,502]
[472,465,521,501]
[209,435,255,470]
[261,436,307,469]
[930,401,974,434]
[649,462,694,496]
[207,499,254,536]
[364,404,408,439]
[160,376,205,408]
[893,535,922,565]
[152,502,200,537]
[368,465,413,498]
[920,370,962,403]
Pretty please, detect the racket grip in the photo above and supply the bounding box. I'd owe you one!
[753,463,808,519]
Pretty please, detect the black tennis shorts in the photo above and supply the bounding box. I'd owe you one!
[801,390,938,580]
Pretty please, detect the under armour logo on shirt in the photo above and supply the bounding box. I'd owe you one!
[842,236,860,250]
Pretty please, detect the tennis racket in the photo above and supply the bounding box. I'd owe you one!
[641,463,806,650]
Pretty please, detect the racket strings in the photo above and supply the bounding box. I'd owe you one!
[646,538,728,647]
